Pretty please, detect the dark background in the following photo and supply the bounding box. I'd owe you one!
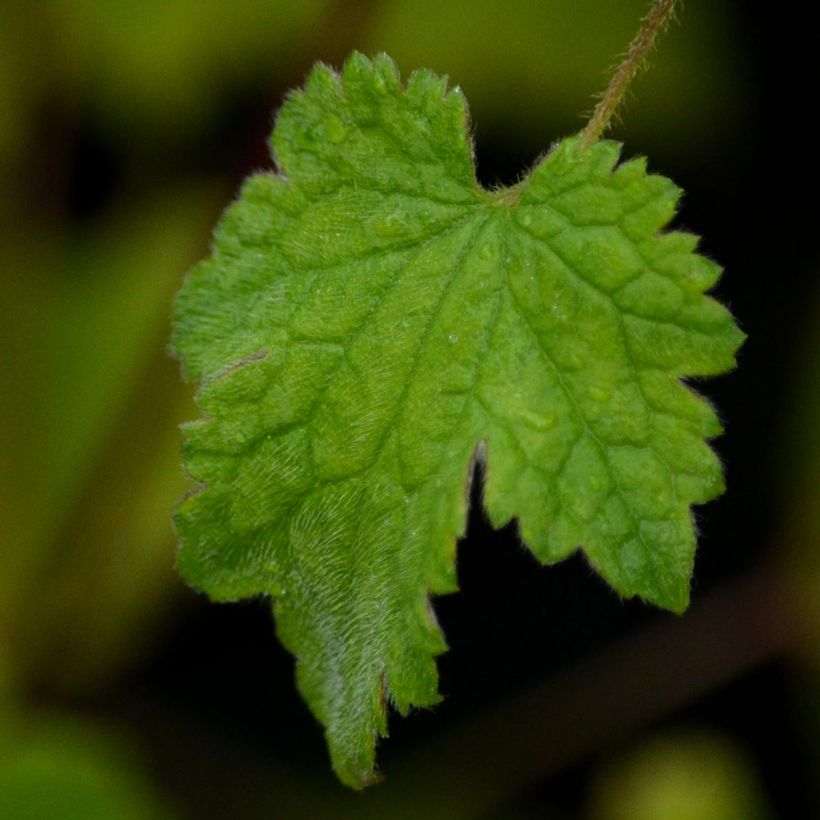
[1,2,818,818]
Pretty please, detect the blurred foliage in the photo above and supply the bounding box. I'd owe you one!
[4,0,330,145]
[586,731,773,820]
[0,0,744,159]
[0,187,218,693]
[0,707,174,819]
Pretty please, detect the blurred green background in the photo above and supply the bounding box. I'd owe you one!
[1,1,817,817]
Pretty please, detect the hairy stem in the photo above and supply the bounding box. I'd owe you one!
[580,0,680,149]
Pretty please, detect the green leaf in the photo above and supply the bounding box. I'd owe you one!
[171,53,744,787]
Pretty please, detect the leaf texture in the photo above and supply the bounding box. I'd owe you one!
[171,53,744,787]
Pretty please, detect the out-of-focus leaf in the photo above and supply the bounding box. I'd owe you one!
[48,0,330,136]
[54,187,217,500]
[0,186,218,688]
[0,240,62,637]
[587,731,772,820]
[0,711,173,820]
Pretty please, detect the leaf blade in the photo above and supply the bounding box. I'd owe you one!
[171,53,743,786]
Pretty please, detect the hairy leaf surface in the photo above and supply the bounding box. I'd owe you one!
[171,53,743,787]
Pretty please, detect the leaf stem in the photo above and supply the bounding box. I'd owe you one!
[579,0,680,150]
